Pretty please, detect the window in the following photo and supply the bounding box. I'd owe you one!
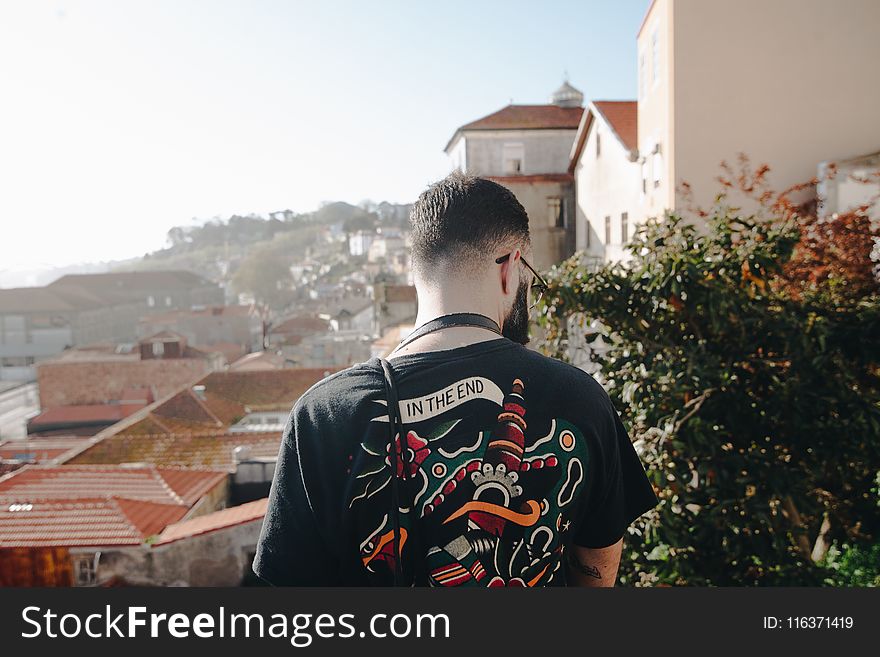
[164,296,172,307]
[595,133,601,158]
[639,50,646,98]
[147,296,155,307]
[502,143,524,175]
[74,554,97,586]
[604,216,611,244]
[651,29,660,85]
[621,212,629,244]
[653,151,663,189]
[547,198,564,228]
[641,160,648,195]
[584,217,591,248]
[152,341,164,357]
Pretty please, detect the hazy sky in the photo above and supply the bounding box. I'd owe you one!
[0,0,648,271]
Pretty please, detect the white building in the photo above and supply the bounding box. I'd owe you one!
[636,0,880,224]
[570,101,640,264]
[444,82,585,269]
[818,150,880,219]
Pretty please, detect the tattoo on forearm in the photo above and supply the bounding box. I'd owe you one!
[567,552,601,579]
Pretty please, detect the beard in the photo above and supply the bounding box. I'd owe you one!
[501,277,530,345]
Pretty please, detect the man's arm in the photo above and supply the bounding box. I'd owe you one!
[566,538,623,587]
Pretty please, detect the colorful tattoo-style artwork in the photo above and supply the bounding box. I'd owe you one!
[349,377,588,587]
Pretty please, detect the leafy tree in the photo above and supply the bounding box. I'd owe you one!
[536,165,880,585]
[231,248,293,309]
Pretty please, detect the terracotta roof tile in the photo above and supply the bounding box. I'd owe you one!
[383,285,417,304]
[29,404,146,427]
[0,465,226,507]
[594,101,638,153]
[0,437,92,463]
[446,104,584,152]
[270,316,330,336]
[459,104,583,132]
[154,498,268,545]
[487,173,574,185]
[0,497,187,547]
[569,101,638,172]
[67,432,282,472]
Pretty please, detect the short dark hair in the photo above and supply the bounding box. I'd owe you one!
[409,171,530,274]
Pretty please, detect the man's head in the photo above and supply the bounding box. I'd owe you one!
[409,172,535,344]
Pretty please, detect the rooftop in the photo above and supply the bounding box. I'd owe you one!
[154,497,269,545]
[229,351,288,372]
[0,436,91,463]
[446,104,584,152]
[28,403,147,431]
[569,100,639,172]
[67,432,282,471]
[0,497,188,548]
[0,464,227,506]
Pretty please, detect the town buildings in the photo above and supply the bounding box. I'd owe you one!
[0,465,228,586]
[29,332,223,436]
[0,271,223,382]
[137,305,263,359]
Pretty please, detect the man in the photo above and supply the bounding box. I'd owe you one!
[253,172,657,587]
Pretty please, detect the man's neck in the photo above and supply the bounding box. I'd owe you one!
[390,290,504,359]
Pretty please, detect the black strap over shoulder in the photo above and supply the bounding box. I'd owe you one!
[393,312,501,353]
[379,358,407,586]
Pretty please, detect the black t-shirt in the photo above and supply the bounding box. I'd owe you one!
[253,338,658,586]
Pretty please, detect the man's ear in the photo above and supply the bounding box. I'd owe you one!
[499,249,521,295]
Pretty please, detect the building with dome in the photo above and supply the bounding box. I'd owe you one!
[444,81,585,268]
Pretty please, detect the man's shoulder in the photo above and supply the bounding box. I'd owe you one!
[516,345,610,398]
[293,359,381,416]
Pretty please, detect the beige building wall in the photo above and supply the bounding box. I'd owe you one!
[636,0,675,222]
[638,0,880,217]
[490,179,575,270]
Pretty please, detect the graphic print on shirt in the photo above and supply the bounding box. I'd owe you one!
[348,377,589,586]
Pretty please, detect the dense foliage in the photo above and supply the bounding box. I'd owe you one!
[536,172,880,585]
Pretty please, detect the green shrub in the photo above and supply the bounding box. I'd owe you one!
[536,181,880,585]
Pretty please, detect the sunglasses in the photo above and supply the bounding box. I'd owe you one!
[495,252,549,308]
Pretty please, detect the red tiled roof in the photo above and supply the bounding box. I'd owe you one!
[569,101,638,172]
[487,174,574,185]
[141,305,254,323]
[270,316,330,336]
[446,104,584,152]
[67,432,282,471]
[0,465,227,506]
[230,351,286,371]
[29,404,146,427]
[0,497,187,547]
[192,341,247,364]
[0,437,91,463]
[595,101,638,153]
[197,368,339,411]
[154,498,268,545]
[152,389,224,426]
[460,104,583,132]
[383,285,417,304]
[48,270,211,291]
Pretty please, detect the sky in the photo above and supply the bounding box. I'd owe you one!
[0,0,649,273]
